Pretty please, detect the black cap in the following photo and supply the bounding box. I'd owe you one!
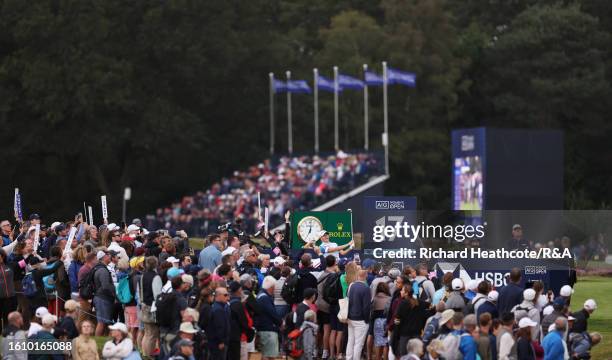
[303,287,317,300]
[108,250,120,258]
[55,224,66,232]
[29,214,40,220]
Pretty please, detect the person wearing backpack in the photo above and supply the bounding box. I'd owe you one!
[93,250,117,336]
[414,263,436,303]
[477,290,499,320]
[466,280,490,316]
[47,245,71,316]
[445,278,468,312]
[77,252,98,325]
[423,305,453,346]
[511,289,541,341]
[116,259,138,340]
[295,253,318,303]
[316,255,337,360]
[228,281,254,360]
[26,256,64,315]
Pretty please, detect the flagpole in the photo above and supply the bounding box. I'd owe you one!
[363,64,369,151]
[269,72,275,155]
[333,66,339,152]
[382,61,389,176]
[313,68,319,154]
[286,70,293,154]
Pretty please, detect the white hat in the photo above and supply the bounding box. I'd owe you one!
[548,323,556,333]
[181,274,194,286]
[41,314,57,326]
[487,290,499,302]
[311,258,321,269]
[543,305,554,316]
[467,279,480,291]
[568,315,576,321]
[584,299,597,311]
[560,285,574,297]
[317,230,328,240]
[273,257,286,266]
[97,250,107,260]
[127,224,140,232]
[439,309,455,326]
[518,317,538,328]
[523,288,536,301]
[452,278,464,291]
[166,256,180,263]
[221,246,237,257]
[179,322,198,334]
[35,307,50,318]
[107,223,120,231]
[108,322,128,334]
[50,222,61,230]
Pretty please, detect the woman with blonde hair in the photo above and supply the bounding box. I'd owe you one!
[72,320,99,360]
[424,339,445,359]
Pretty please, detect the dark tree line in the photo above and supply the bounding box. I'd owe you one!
[1,0,611,221]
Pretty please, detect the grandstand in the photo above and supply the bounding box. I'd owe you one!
[144,151,385,237]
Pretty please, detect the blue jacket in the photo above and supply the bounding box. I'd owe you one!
[477,300,499,320]
[198,244,221,272]
[542,330,564,360]
[453,330,478,360]
[348,281,371,323]
[497,282,523,315]
[254,289,282,331]
[67,260,83,293]
[206,301,230,347]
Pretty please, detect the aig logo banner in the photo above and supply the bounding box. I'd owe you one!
[363,196,417,247]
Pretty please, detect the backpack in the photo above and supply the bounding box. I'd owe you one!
[413,279,431,303]
[423,316,441,344]
[281,274,301,304]
[284,328,304,358]
[155,291,178,328]
[117,275,133,304]
[511,304,533,323]
[78,264,104,300]
[464,295,487,315]
[22,273,38,298]
[322,273,342,305]
[439,332,466,360]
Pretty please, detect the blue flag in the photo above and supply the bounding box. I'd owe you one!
[273,79,287,93]
[387,68,416,87]
[317,75,337,92]
[364,71,384,86]
[338,74,364,90]
[286,80,312,94]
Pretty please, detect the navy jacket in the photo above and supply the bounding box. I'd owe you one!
[207,301,230,347]
[254,289,282,331]
[477,300,499,320]
[497,282,523,316]
[348,281,371,323]
[296,268,318,303]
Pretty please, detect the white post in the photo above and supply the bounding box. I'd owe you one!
[363,64,369,151]
[313,68,319,154]
[383,61,389,176]
[269,72,275,155]
[286,71,293,154]
[333,66,339,152]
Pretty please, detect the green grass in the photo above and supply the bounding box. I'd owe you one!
[189,237,206,250]
[572,276,612,359]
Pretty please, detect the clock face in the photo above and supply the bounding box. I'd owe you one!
[297,216,323,243]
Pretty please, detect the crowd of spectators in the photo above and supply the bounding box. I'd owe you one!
[0,209,603,360]
[143,151,381,237]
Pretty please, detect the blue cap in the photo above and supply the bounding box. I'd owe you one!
[362,258,376,269]
[167,267,182,279]
[553,297,566,307]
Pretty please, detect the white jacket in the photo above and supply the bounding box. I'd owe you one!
[102,337,133,360]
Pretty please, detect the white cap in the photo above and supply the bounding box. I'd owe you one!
[127,224,140,232]
[487,290,499,302]
[452,278,464,291]
[317,230,328,240]
[41,314,57,326]
[548,323,556,333]
[312,258,321,269]
[107,223,119,231]
[273,257,286,266]
[568,315,576,321]
[584,299,597,311]
[97,250,107,260]
[222,246,237,256]
[179,322,198,334]
[467,279,480,291]
[50,222,61,230]
[518,317,538,328]
[108,322,128,334]
[166,256,180,263]
[35,307,50,318]
[543,305,554,316]
[523,288,536,301]
[560,285,574,297]
[181,274,194,286]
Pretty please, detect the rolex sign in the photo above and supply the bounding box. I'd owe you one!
[291,211,353,249]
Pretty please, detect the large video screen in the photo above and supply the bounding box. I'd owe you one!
[453,156,483,210]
